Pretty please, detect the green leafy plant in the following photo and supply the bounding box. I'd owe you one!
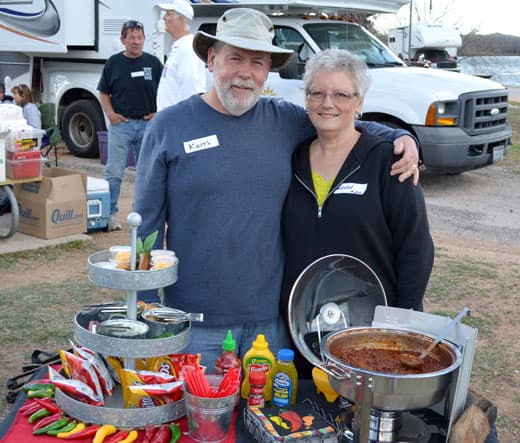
[136,230,158,256]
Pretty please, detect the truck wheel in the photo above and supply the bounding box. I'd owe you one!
[62,99,105,158]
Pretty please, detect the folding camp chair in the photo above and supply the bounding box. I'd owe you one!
[39,102,62,166]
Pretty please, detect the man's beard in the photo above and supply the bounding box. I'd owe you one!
[213,65,262,116]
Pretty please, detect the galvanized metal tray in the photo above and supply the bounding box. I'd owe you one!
[55,386,186,427]
[88,250,178,290]
[74,310,190,358]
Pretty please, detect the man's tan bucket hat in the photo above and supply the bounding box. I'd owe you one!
[193,8,293,69]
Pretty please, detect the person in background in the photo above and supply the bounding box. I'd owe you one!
[10,84,41,128]
[281,49,434,377]
[156,0,206,111]
[0,83,13,103]
[133,8,420,369]
[97,20,163,231]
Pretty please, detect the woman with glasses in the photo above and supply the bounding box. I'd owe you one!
[10,84,41,128]
[280,49,434,375]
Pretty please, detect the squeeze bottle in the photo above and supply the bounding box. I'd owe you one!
[214,330,241,376]
[271,348,298,406]
[240,334,275,401]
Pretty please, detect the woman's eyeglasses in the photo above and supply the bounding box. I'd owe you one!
[307,90,359,103]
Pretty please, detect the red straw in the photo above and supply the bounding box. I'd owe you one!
[184,365,241,398]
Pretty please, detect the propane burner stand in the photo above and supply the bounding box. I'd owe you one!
[337,402,434,443]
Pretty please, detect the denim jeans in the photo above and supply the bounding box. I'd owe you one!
[181,317,292,370]
[105,119,147,215]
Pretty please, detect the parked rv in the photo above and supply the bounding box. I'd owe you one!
[0,0,511,174]
[388,23,462,71]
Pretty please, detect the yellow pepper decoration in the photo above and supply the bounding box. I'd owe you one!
[119,430,139,443]
[93,424,117,443]
[57,422,86,438]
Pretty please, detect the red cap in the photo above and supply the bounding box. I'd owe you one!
[249,370,266,385]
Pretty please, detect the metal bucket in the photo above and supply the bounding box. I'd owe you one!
[141,307,190,338]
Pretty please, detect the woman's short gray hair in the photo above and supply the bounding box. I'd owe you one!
[303,49,369,99]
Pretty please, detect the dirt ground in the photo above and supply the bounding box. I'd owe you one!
[1,155,519,441]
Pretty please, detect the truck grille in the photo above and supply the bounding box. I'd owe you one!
[437,60,458,69]
[461,90,509,135]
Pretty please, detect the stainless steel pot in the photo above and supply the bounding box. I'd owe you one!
[141,307,194,338]
[320,327,462,411]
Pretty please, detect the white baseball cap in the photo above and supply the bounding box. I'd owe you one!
[193,8,293,70]
[157,0,194,20]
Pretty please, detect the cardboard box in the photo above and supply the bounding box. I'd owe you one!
[14,167,87,239]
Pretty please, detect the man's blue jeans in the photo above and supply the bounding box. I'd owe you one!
[105,119,147,215]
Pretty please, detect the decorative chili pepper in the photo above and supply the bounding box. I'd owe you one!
[32,412,63,432]
[169,424,181,443]
[150,425,170,443]
[28,407,52,423]
[93,424,117,443]
[33,417,69,435]
[57,422,86,438]
[33,396,61,413]
[142,424,157,443]
[19,400,38,412]
[27,388,55,398]
[104,430,129,443]
[23,382,55,393]
[61,424,101,440]
[47,420,76,436]
[21,401,44,416]
[118,430,138,443]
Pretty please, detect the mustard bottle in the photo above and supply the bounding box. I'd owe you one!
[240,334,275,401]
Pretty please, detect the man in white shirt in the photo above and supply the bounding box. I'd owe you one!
[156,0,206,111]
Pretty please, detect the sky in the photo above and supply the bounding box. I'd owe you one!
[373,0,520,37]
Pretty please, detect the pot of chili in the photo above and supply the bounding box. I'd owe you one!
[319,326,462,411]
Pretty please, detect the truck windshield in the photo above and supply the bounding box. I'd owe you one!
[303,23,404,67]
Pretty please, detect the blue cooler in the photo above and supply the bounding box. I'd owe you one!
[87,177,110,231]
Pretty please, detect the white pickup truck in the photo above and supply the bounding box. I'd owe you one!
[191,1,511,174]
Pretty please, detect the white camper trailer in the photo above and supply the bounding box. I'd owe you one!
[388,22,462,71]
[0,1,511,173]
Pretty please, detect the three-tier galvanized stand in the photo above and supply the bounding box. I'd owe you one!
[56,213,188,427]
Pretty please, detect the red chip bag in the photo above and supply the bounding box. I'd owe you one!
[48,367,103,406]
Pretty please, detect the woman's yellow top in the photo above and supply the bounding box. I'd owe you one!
[312,170,335,207]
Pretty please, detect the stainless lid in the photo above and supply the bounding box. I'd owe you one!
[287,254,387,368]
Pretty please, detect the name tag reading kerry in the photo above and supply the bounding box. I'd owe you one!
[335,182,367,195]
[184,135,219,154]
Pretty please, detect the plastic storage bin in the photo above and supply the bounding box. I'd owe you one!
[6,156,45,179]
[87,176,110,231]
[97,131,136,168]
[8,127,46,152]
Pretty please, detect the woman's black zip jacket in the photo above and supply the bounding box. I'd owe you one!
[281,129,434,317]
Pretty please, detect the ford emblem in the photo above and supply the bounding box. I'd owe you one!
[490,108,500,116]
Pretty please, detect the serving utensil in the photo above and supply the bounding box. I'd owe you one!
[400,307,469,368]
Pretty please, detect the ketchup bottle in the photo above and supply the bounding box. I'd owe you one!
[214,330,241,376]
